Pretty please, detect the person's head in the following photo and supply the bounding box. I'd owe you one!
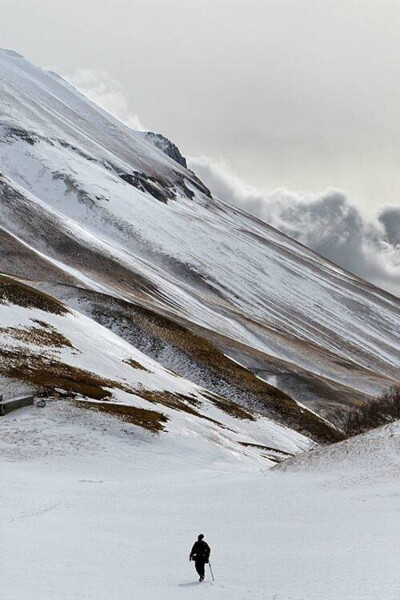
[198,534,204,541]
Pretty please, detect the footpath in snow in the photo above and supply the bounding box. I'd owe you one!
[1,402,399,600]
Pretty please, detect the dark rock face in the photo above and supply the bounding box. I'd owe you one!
[116,169,174,203]
[143,132,188,168]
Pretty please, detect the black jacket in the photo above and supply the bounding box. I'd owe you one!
[190,540,210,562]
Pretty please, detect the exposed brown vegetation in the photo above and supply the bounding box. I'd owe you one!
[0,274,68,315]
[238,442,295,463]
[137,389,201,415]
[0,346,234,431]
[345,387,400,436]
[0,324,74,349]
[123,358,150,372]
[74,400,168,432]
[203,390,256,421]
[239,442,293,456]
[0,343,234,427]
[0,349,127,400]
[135,389,231,429]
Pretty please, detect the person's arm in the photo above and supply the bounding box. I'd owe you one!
[189,543,197,561]
[205,543,211,562]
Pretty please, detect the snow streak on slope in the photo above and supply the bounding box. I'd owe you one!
[1,49,400,435]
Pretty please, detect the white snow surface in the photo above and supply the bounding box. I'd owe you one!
[1,403,399,600]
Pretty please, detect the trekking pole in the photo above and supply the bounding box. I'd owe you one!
[208,561,215,582]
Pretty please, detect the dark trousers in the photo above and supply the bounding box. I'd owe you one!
[194,558,206,578]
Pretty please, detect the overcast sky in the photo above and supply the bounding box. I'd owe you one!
[2,0,399,212]
[2,0,400,294]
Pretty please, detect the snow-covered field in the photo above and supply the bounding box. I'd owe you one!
[2,403,399,600]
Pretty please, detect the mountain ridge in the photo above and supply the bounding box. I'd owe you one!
[1,48,399,448]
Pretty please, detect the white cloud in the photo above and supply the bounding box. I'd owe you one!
[189,156,400,297]
[65,67,145,131]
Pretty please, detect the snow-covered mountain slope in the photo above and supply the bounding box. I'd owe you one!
[2,403,399,600]
[0,274,310,458]
[1,49,400,441]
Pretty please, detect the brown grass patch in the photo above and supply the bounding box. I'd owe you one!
[74,400,168,432]
[123,358,150,372]
[0,324,74,349]
[135,389,230,429]
[137,389,201,409]
[0,274,68,315]
[202,391,256,421]
[239,441,293,456]
[0,349,128,400]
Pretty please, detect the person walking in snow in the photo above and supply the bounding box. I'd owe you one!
[189,534,211,582]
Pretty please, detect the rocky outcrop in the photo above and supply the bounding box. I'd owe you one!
[143,132,188,168]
